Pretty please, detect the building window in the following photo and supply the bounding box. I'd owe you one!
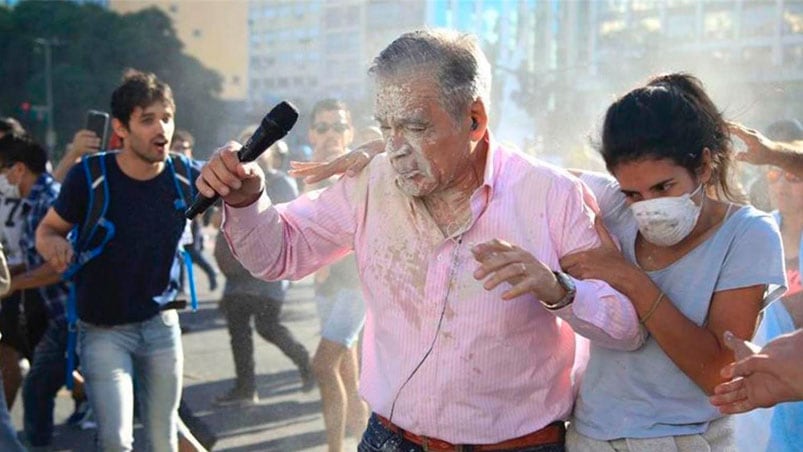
[232,76,240,85]
[193,29,202,38]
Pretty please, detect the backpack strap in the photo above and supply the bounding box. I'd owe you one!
[63,152,116,280]
[167,154,199,311]
[167,153,195,210]
[63,152,119,389]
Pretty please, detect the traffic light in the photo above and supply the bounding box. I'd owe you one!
[19,101,31,117]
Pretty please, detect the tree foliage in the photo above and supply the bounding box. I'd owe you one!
[0,1,224,159]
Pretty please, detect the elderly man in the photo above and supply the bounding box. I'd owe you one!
[197,29,642,451]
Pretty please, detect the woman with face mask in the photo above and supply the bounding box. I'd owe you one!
[559,73,786,450]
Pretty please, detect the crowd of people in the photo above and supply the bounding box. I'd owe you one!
[0,27,801,452]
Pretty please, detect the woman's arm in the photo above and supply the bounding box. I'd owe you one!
[617,268,764,395]
[561,221,767,395]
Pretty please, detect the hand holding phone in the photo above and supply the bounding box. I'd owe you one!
[69,130,101,157]
[85,110,110,151]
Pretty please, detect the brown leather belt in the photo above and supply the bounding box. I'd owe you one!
[375,414,565,451]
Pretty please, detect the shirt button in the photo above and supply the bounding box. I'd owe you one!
[437,255,443,262]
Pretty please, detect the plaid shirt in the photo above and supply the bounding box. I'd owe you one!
[20,173,67,320]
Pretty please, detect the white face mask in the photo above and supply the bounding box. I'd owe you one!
[630,184,704,247]
[0,174,19,199]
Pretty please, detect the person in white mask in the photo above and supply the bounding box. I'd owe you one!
[292,72,788,451]
[558,73,787,450]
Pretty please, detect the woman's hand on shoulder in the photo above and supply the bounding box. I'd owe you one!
[559,217,631,289]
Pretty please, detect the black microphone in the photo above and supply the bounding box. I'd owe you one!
[185,101,299,219]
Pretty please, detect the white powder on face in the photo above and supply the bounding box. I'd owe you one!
[374,75,461,197]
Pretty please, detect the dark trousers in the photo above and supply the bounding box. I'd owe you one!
[358,414,566,452]
[223,294,310,391]
[22,318,67,447]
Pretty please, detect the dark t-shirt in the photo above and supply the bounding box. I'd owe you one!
[54,154,201,326]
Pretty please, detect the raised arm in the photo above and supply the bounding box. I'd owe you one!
[52,129,102,183]
[730,121,803,178]
[289,138,384,184]
[200,142,361,283]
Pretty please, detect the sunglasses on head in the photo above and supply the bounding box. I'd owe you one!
[767,168,802,184]
[312,122,349,134]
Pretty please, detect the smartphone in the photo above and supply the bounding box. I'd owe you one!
[85,110,110,151]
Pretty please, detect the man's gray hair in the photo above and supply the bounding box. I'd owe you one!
[369,29,492,122]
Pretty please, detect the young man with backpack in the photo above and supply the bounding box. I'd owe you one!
[35,70,200,451]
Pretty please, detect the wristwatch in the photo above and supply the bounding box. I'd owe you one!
[542,271,576,311]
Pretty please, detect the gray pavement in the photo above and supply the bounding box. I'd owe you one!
[9,268,361,451]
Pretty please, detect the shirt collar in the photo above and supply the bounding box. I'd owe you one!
[397,130,500,234]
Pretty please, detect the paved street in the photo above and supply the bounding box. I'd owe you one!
[10,257,360,451]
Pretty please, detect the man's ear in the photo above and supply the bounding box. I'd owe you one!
[468,99,488,141]
[111,118,128,140]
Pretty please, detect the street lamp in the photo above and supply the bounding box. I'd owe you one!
[34,37,57,150]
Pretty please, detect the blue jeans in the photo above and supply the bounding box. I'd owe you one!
[79,310,183,452]
[22,317,67,448]
[359,414,566,452]
[0,351,24,452]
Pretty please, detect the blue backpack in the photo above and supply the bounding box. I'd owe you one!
[61,151,198,388]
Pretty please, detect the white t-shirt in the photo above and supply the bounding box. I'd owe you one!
[0,195,30,266]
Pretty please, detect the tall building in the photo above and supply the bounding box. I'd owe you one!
[247,1,324,117]
[247,0,426,125]
[101,0,801,160]
[109,0,249,102]
[496,0,803,163]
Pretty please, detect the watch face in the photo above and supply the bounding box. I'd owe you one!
[556,272,575,292]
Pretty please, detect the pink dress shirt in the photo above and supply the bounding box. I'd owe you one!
[223,140,643,444]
